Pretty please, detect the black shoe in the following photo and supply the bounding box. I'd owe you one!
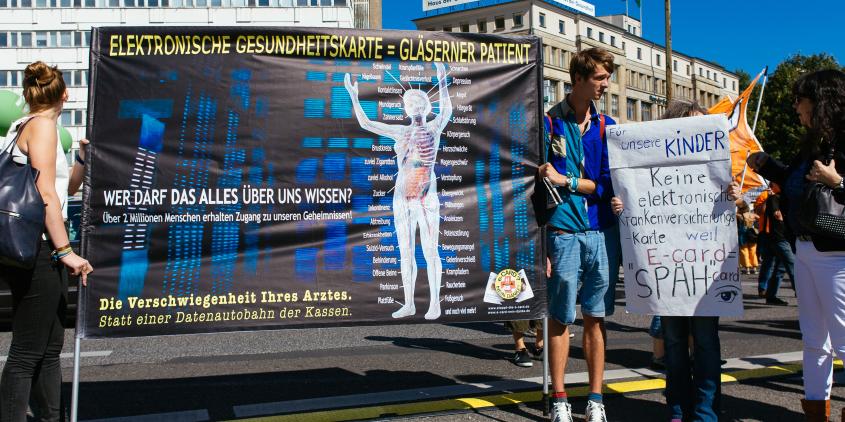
[766,297,788,306]
[531,346,544,359]
[512,349,533,367]
[758,289,766,299]
[650,356,665,370]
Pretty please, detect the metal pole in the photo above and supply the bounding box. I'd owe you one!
[71,335,81,422]
[542,316,549,417]
[664,0,672,103]
[752,69,768,133]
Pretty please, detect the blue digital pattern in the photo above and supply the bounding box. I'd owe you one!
[116,100,171,300]
[164,89,214,298]
[509,104,534,276]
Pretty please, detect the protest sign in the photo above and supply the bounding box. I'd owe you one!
[607,114,742,317]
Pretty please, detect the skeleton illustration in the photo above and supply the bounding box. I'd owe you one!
[344,62,452,320]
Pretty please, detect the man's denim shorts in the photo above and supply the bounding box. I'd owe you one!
[547,229,611,325]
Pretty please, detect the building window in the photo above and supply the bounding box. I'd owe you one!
[60,110,72,127]
[538,13,545,28]
[636,47,641,60]
[611,94,619,116]
[559,20,565,34]
[656,54,661,67]
[59,31,72,46]
[564,82,572,94]
[699,68,703,77]
[622,41,626,49]
[513,13,523,27]
[35,31,47,47]
[627,98,637,120]
[598,32,604,43]
[641,102,652,121]
[72,109,85,126]
[72,70,88,86]
[723,77,726,88]
[610,35,615,47]
[560,50,567,68]
[495,16,504,30]
[544,79,558,106]
[673,60,677,72]
[733,80,736,91]
[597,93,607,114]
[610,66,618,83]
[587,27,593,39]
[460,22,469,32]
[477,19,486,32]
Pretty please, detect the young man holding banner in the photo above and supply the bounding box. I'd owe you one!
[538,47,619,422]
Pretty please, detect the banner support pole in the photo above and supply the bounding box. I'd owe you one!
[752,68,768,133]
[542,316,549,416]
[71,335,81,422]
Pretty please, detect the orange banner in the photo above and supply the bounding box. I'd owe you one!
[708,69,766,192]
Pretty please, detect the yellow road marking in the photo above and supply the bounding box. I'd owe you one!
[231,359,844,421]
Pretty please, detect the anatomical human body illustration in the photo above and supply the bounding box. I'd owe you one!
[344,62,452,320]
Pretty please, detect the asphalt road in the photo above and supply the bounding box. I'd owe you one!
[0,275,838,421]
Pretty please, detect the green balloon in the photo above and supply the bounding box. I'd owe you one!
[0,90,25,138]
[58,125,73,154]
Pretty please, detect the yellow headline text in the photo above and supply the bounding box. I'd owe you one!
[108,33,533,64]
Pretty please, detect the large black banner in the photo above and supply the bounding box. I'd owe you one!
[80,26,544,338]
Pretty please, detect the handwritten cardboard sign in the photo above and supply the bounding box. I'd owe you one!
[607,114,742,317]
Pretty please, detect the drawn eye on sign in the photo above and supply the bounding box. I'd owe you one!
[711,284,740,304]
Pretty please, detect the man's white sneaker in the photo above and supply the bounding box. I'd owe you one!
[585,400,607,422]
[549,399,573,422]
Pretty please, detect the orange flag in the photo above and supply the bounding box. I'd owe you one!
[708,68,766,192]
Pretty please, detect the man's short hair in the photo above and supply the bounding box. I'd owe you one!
[569,48,614,84]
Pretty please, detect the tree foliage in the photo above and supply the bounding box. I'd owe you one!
[737,54,842,161]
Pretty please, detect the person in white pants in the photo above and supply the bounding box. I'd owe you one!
[748,69,845,422]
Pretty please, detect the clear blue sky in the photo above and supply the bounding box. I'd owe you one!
[381,0,844,75]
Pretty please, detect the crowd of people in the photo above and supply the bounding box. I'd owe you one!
[532,47,845,422]
[0,46,842,422]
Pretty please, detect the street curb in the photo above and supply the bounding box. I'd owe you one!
[231,359,843,421]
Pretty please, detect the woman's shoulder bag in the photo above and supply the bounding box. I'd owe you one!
[0,118,46,268]
[799,141,845,240]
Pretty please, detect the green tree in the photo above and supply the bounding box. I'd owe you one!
[746,53,842,161]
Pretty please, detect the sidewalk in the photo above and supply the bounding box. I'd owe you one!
[230,352,844,421]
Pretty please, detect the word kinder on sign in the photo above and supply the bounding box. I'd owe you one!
[607,114,742,317]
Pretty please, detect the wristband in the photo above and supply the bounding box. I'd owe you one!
[75,153,85,166]
[566,173,579,192]
[51,248,73,262]
[836,177,844,190]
